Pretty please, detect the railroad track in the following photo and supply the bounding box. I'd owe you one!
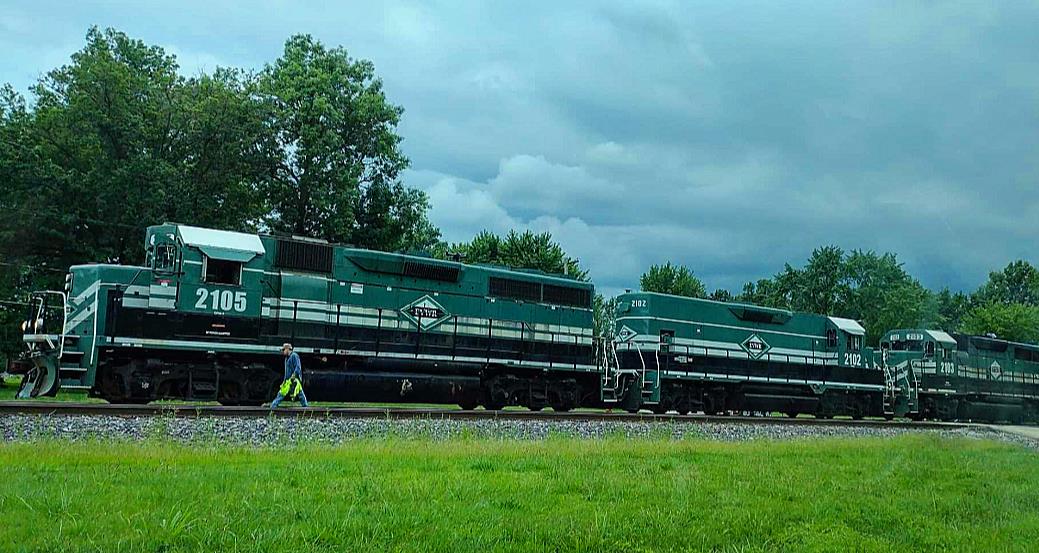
[0,401,973,429]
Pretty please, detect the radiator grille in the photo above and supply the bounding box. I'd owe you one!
[489,277,542,302]
[275,239,333,273]
[542,284,592,308]
[403,260,460,282]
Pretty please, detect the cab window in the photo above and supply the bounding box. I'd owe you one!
[204,257,242,286]
[152,243,178,273]
[826,329,838,348]
[890,340,923,352]
[924,341,935,357]
[847,334,862,351]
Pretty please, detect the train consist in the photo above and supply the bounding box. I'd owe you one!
[13,222,1039,422]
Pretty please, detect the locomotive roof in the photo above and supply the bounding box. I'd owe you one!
[620,291,867,334]
[176,225,266,261]
[883,328,957,345]
[926,330,957,345]
[828,317,865,336]
[150,223,589,288]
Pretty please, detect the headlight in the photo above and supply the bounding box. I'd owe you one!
[20,320,28,332]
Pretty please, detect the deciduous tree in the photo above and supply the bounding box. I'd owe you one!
[639,262,707,298]
[972,260,1039,307]
[258,34,439,251]
[443,230,587,280]
[962,303,1039,343]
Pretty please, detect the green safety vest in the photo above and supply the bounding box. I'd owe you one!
[279,376,304,400]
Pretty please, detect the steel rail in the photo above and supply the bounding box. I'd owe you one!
[0,401,977,429]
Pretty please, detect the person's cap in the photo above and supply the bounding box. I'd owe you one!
[282,343,293,350]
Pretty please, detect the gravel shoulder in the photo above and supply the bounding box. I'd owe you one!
[2,413,1036,449]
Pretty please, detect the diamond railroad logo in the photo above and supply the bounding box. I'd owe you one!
[990,361,1002,380]
[401,295,450,330]
[741,334,771,359]
[616,326,638,343]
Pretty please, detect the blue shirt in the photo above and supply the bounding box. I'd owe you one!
[284,351,302,380]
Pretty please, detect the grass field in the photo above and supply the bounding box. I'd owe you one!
[1,435,1037,552]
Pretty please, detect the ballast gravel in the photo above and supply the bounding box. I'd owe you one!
[0,413,1034,449]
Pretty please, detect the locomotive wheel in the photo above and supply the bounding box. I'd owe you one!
[458,401,479,411]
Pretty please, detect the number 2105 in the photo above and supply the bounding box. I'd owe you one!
[195,288,247,313]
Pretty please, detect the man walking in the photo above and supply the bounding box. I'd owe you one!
[271,343,309,408]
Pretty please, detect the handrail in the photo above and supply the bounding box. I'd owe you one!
[633,342,647,385]
[28,290,68,359]
[654,338,662,389]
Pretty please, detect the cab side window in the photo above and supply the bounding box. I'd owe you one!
[826,329,838,348]
[204,257,242,286]
[925,341,935,357]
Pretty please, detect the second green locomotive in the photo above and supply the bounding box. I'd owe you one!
[609,292,890,418]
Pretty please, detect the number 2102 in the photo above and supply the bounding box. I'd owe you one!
[195,288,247,313]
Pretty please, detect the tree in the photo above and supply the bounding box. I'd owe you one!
[933,288,971,332]
[709,289,734,302]
[839,250,933,344]
[443,230,587,280]
[639,262,707,298]
[258,34,439,251]
[737,278,787,308]
[0,28,271,269]
[961,303,1039,343]
[972,260,1039,307]
[593,294,618,339]
[735,248,932,344]
[786,246,847,314]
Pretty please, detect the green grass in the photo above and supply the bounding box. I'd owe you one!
[0,375,106,403]
[1,435,1037,552]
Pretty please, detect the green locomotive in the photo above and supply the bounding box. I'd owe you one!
[879,329,1039,422]
[16,221,1039,422]
[609,292,890,417]
[17,223,597,409]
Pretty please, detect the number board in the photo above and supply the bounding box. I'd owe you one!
[192,287,249,314]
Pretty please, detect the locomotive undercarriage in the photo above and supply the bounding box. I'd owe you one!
[94,350,282,405]
[650,379,883,419]
[91,347,599,410]
[914,393,1039,424]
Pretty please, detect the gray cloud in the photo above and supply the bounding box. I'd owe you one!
[3,0,1038,295]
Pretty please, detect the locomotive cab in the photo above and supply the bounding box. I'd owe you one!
[879,329,958,418]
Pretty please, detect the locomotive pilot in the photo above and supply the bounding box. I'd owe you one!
[270,343,310,408]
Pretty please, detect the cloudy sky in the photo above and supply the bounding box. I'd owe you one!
[3,1,1038,295]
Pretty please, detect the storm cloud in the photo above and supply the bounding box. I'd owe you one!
[3,1,1037,295]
